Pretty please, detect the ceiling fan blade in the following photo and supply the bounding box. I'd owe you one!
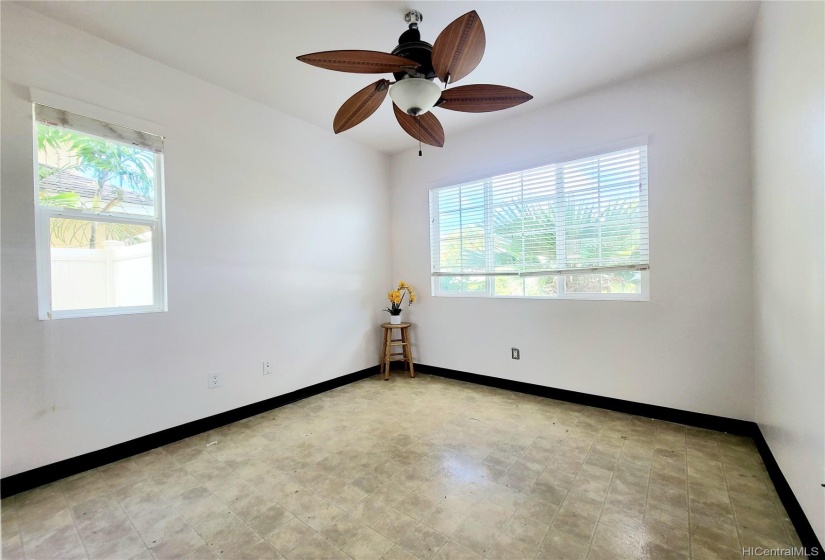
[297,50,419,74]
[334,80,390,134]
[437,84,533,113]
[393,104,445,147]
[431,11,486,84]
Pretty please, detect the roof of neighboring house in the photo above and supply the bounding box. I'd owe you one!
[40,167,153,206]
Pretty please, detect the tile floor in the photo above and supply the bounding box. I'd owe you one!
[1,373,804,560]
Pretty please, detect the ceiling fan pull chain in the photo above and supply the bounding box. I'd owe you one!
[418,117,422,156]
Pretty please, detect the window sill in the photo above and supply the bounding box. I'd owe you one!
[40,305,167,320]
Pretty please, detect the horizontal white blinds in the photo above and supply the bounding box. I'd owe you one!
[430,146,649,276]
[35,104,164,153]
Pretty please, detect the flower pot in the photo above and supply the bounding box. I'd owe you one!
[390,314,401,325]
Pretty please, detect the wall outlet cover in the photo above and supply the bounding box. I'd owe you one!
[208,372,223,388]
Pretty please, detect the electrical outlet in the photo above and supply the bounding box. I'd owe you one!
[263,361,271,375]
[208,372,223,388]
[511,348,520,360]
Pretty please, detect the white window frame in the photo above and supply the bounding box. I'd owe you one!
[429,145,650,302]
[33,109,168,320]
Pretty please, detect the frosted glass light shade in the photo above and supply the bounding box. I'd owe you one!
[389,78,441,116]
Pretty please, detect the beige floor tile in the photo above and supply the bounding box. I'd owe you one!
[19,508,75,546]
[230,539,282,559]
[596,503,645,534]
[551,509,597,542]
[508,511,552,546]
[265,518,316,556]
[320,513,367,548]
[23,524,87,560]
[558,492,604,521]
[79,518,146,560]
[343,527,395,560]
[431,540,482,560]
[450,516,498,557]
[636,520,687,558]
[128,550,156,560]
[395,491,438,521]
[638,541,688,560]
[301,499,345,531]
[690,535,746,560]
[690,511,741,550]
[173,487,229,526]
[350,496,393,525]
[151,525,207,560]
[131,505,190,546]
[2,533,24,560]
[372,508,417,542]
[539,526,590,560]
[591,523,641,559]
[644,499,689,532]
[196,510,259,557]
[285,532,348,559]
[486,532,537,560]
[421,506,466,537]
[182,544,217,559]
[398,523,447,560]
[384,544,423,560]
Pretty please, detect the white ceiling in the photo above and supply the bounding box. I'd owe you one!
[20,1,760,155]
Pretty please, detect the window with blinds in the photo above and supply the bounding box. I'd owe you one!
[429,146,649,299]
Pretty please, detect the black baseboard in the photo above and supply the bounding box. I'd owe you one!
[417,363,822,558]
[752,430,823,558]
[1,365,379,498]
[416,363,755,435]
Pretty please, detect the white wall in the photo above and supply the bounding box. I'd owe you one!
[390,49,755,420]
[750,2,825,542]
[0,4,391,478]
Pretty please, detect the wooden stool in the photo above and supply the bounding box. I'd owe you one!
[380,323,415,381]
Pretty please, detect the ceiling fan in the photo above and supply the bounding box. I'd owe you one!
[297,10,533,153]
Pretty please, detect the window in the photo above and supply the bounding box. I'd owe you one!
[430,146,649,300]
[34,104,166,319]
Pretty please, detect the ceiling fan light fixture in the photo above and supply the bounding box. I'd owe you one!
[389,78,441,116]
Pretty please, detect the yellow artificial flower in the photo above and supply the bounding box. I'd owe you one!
[386,283,413,308]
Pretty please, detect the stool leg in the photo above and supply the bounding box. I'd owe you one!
[379,329,388,375]
[400,328,409,372]
[383,332,391,381]
[404,327,415,378]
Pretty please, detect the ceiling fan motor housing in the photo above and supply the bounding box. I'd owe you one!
[392,24,436,81]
